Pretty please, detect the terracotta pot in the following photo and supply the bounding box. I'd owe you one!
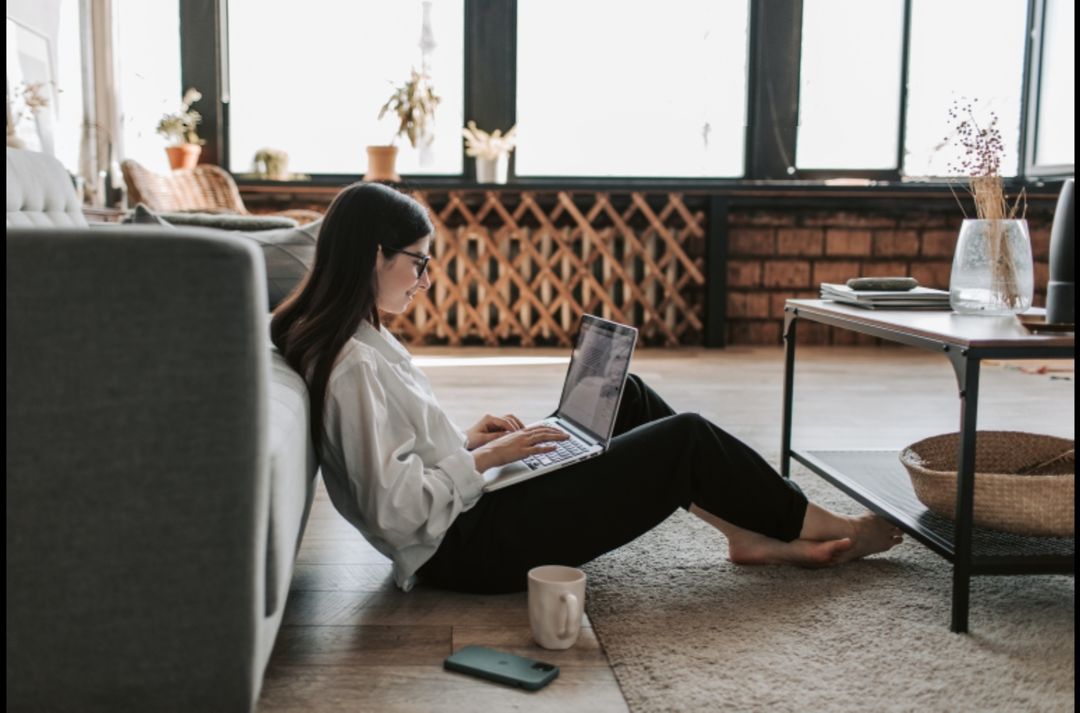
[165,144,202,170]
[364,145,401,182]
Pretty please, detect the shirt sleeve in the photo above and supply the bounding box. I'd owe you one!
[326,357,485,550]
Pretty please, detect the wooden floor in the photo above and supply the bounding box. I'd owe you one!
[257,346,1074,712]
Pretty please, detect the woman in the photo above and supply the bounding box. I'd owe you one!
[271,183,902,594]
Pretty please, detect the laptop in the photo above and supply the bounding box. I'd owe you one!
[482,315,638,492]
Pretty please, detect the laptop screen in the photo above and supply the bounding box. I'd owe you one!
[555,316,638,443]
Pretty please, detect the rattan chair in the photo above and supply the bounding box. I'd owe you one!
[121,159,323,225]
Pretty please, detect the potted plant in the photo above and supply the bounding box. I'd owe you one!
[365,68,441,182]
[462,120,517,184]
[944,98,1032,315]
[157,88,205,170]
[8,81,51,151]
[253,147,290,181]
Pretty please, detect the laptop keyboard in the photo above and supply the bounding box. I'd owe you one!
[522,433,592,470]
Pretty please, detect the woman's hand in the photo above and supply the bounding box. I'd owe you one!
[465,413,526,450]
[471,425,570,472]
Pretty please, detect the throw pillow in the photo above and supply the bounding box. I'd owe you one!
[163,212,299,231]
[244,218,321,310]
[125,202,174,227]
[125,203,320,310]
[124,204,297,231]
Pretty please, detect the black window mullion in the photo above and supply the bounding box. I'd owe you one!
[464,0,516,181]
[1021,0,1047,178]
[745,0,802,180]
[895,0,913,176]
[180,0,226,168]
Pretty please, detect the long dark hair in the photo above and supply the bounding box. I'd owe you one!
[271,182,434,450]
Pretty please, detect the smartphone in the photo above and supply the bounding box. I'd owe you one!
[444,645,559,691]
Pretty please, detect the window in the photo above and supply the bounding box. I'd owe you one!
[168,0,1069,182]
[902,0,1028,177]
[515,0,749,177]
[54,0,86,174]
[227,0,464,175]
[796,0,904,170]
[117,0,182,174]
[1032,0,1074,169]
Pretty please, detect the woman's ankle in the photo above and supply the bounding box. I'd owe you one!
[799,503,857,542]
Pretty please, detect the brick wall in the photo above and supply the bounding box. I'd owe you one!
[725,206,1055,346]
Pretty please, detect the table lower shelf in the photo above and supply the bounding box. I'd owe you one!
[792,450,1074,574]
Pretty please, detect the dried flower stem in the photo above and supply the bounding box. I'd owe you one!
[379,69,441,149]
[946,99,1027,309]
[156,87,204,145]
[462,120,517,160]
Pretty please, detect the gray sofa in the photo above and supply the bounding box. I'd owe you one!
[6,148,319,712]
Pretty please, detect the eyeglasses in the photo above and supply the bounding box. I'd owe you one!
[383,246,431,278]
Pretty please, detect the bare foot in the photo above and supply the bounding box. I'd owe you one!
[727,530,854,567]
[832,514,904,563]
[689,503,903,568]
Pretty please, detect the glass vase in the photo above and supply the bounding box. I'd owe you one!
[949,219,1034,315]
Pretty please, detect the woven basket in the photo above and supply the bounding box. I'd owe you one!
[900,431,1074,537]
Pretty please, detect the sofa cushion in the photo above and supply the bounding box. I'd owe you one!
[126,202,173,227]
[247,221,321,309]
[6,148,88,228]
[125,206,298,231]
[263,351,317,629]
[128,204,320,309]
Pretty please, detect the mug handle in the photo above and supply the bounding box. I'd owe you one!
[558,592,580,639]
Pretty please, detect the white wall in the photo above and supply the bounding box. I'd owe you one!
[7,0,62,77]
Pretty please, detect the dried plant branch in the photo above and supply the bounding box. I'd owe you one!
[12,81,51,122]
[379,69,441,149]
[946,179,970,220]
[945,98,1024,309]
[462,120,517,160]
[156,87,204,145]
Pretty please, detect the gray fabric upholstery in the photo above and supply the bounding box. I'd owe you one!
[6,148,88,228]
[125,206,299,231]
[127,202,320,310]
[5,148,318,713]
[235,219,321,310]
[125,202,174,227]
[265,352,320,622]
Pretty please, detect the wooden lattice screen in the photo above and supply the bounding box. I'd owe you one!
[384,190,708,347]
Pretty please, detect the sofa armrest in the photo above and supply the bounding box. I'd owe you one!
[264,351,318,618]
[6,227,272,711]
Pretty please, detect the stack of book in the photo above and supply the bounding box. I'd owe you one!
[820,283,952,310]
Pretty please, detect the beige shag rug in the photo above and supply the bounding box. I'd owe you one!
[582,470,1075,713]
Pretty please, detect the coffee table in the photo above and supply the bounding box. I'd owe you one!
[780,299,1075,633]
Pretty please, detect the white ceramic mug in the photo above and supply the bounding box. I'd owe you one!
[528,565,586,650]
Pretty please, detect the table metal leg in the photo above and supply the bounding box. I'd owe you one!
[780,308,799,478]
[947,349,981,633]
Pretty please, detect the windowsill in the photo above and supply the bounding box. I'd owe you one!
[235,174,1068,200]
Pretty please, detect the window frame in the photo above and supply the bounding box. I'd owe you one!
[1023,0,1075,178]
[176,0,1071,187]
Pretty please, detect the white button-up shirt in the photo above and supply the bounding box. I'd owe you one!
[319,321,485,591]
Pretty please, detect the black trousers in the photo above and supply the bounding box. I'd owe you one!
[417,374,809,594]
